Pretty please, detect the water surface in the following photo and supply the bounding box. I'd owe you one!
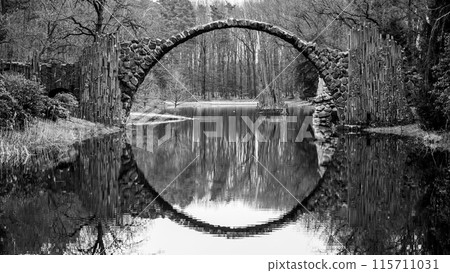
[1,106,449,254]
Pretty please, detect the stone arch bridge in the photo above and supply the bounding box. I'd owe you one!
[118,18,349,127]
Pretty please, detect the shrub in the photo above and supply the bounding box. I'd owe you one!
[416,93,448,130]
[0,91,29,129]
[416,35,450,130]
[1,73,48,118]
[0,73,72,126]
[41,97,70,121]
[430,35,450,129]
[54,92,78,115]
[0,76,30,129]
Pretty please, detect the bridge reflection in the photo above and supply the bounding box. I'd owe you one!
[2,129,448,254]
[119,142,320,238]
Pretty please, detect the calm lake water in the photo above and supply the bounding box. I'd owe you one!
[1,106,449,254]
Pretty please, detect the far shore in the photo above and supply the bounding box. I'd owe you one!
[162,99,312,108]
[128,99,314,125]
[365,124,450,151]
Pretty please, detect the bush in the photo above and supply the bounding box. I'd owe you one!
[430,35,450,129]
[415,35,450,130]
[41,96,70,121]
[0,91,29,129]
[0,73,72,128]
[416,93,448,130]
[54,93,78,115]
[1,73,48,118]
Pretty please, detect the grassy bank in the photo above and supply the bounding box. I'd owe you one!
[365,124,450,151]
[0,118,120,165]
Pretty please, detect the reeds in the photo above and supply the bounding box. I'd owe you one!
[0,117,118,165]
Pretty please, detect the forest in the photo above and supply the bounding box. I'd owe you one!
[1,0,449,129]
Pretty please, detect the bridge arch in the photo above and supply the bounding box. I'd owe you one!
[119,144,326,239]
[118,19,349,128]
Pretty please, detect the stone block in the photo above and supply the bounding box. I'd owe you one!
[318,111,331,118]
[332,70,341,78]
[135,67,145,75]
[126,81,137,91]
[121,93,131,102]
[120,41,131,48]
[130,77,138,86]
[325,75,333,82]
[332,91,342,100]
[118,66,128,74]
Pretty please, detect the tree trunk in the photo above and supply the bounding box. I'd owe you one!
[252,50,257,98]
[94,0,105,39]
[201,37,207,99]
[423,0,446,90]
[246,51,251,97]
[1,0,6,14]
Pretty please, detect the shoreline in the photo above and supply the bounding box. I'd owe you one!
[128,99,313,125]
[364,124,450,151]
[163,99,312,108]
[0,117,120,166]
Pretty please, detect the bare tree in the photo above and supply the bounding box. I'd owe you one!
[68,0,144,41]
